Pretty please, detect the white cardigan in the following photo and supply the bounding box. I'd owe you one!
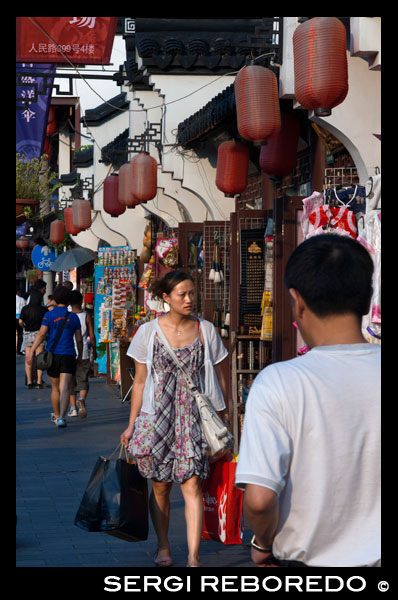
[126,317,228,414]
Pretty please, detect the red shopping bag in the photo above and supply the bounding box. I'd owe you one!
[201,459,244,545]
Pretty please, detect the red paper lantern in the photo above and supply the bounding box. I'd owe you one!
[131,152,158,203]
[259,112,300,178]
[216,140,250,197]
[103,174,126,217]
[234,65,281,143]
[293,17,348,117]
[72,199,91,231]
[49,219,65,245]
[118,162,139,208]
[16,236,29,249]
[64,207,82,235]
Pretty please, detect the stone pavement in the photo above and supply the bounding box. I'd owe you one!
[16,354,255,568]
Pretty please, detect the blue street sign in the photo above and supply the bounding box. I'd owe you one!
[31,245,56,271]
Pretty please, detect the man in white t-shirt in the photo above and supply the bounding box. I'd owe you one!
[235,233,381,567]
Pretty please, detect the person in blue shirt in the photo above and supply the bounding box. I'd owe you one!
[28,285,83,428]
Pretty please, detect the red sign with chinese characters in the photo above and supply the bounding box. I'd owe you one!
[16,17,118,65]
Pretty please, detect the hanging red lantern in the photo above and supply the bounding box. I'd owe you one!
[216,140,250,197]
[293,17,348,117]
[259,112,300,178]
[72,199,91,231]
[64,206,82,235]
[49,219,65,245]
[16,236,29,250]
[234,65,281,143]
[118,162,139,208]
[103,174,126,217]
[131,152,157,203]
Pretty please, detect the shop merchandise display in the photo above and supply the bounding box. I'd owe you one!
[301,185,367,241]
[95,247,137,345]
[155,236,178,268]
[300,177,381,344]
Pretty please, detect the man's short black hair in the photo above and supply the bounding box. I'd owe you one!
[70,290,83,307]
[284,234,374,320]
[53,284,72,306]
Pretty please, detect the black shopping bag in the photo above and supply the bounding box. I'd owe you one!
[74,445,148,542]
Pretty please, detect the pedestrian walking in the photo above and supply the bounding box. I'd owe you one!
[27,284,83,428]
[18,292,47,388]
[67,290,97,418]
[16,289,26,355]
[46,294,55,310]
[120,270,230,567]
[27,279,47,305]
[235,234,381,568]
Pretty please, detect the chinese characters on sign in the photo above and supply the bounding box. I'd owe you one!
[69,17,97,29]
[16,17,118,65]
[28,43,96,56]
[16,62,56,159]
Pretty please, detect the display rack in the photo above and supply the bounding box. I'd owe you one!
[230,331,272,453]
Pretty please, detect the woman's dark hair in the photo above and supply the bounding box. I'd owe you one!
[284,234,374,320]
[53,284,72,306]
[149,270,194,301]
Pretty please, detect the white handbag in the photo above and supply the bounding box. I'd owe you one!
[156,327,234,459]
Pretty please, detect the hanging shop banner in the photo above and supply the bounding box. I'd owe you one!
[16,17,118,65]
[16,62,56,160]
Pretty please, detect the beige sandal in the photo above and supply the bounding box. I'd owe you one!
[154,549,173,567]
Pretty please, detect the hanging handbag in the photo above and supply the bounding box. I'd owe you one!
[74,443,149,542]
[156,327,234,459]
[35,309,68,371]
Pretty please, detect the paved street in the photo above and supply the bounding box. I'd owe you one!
[16,354,254,568]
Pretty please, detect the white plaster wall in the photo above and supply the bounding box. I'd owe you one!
[132,74,237,222]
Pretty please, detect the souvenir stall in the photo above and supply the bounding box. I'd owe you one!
[94,246,137,390]
[299,169,381,347]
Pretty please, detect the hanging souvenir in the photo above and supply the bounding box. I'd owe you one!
[155,237,178,267]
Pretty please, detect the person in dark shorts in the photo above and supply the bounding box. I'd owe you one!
[68,290,97,419]
[19,292,47,388]
[27,285,83,428]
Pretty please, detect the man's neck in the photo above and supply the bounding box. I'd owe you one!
[303,314,367,349]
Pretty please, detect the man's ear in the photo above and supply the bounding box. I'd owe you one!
[289,288,306,319]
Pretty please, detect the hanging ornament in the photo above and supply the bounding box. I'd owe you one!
[216,140,249,197]
[64,207,82,235]
[72,198,92,231]
[16,236,30,255]
[118,162,139,208]
[259,112,300,177]
[103,174,126,217]
[234,64,281,143]
[49,219,65,245]
[293,17,348,117]
[131,152,157,203]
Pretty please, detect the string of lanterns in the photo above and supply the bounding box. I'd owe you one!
[216,16,349,197]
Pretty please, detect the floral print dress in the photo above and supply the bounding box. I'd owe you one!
[128,334,210,483]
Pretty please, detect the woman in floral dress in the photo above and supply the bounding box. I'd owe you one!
[120,271,229,567]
